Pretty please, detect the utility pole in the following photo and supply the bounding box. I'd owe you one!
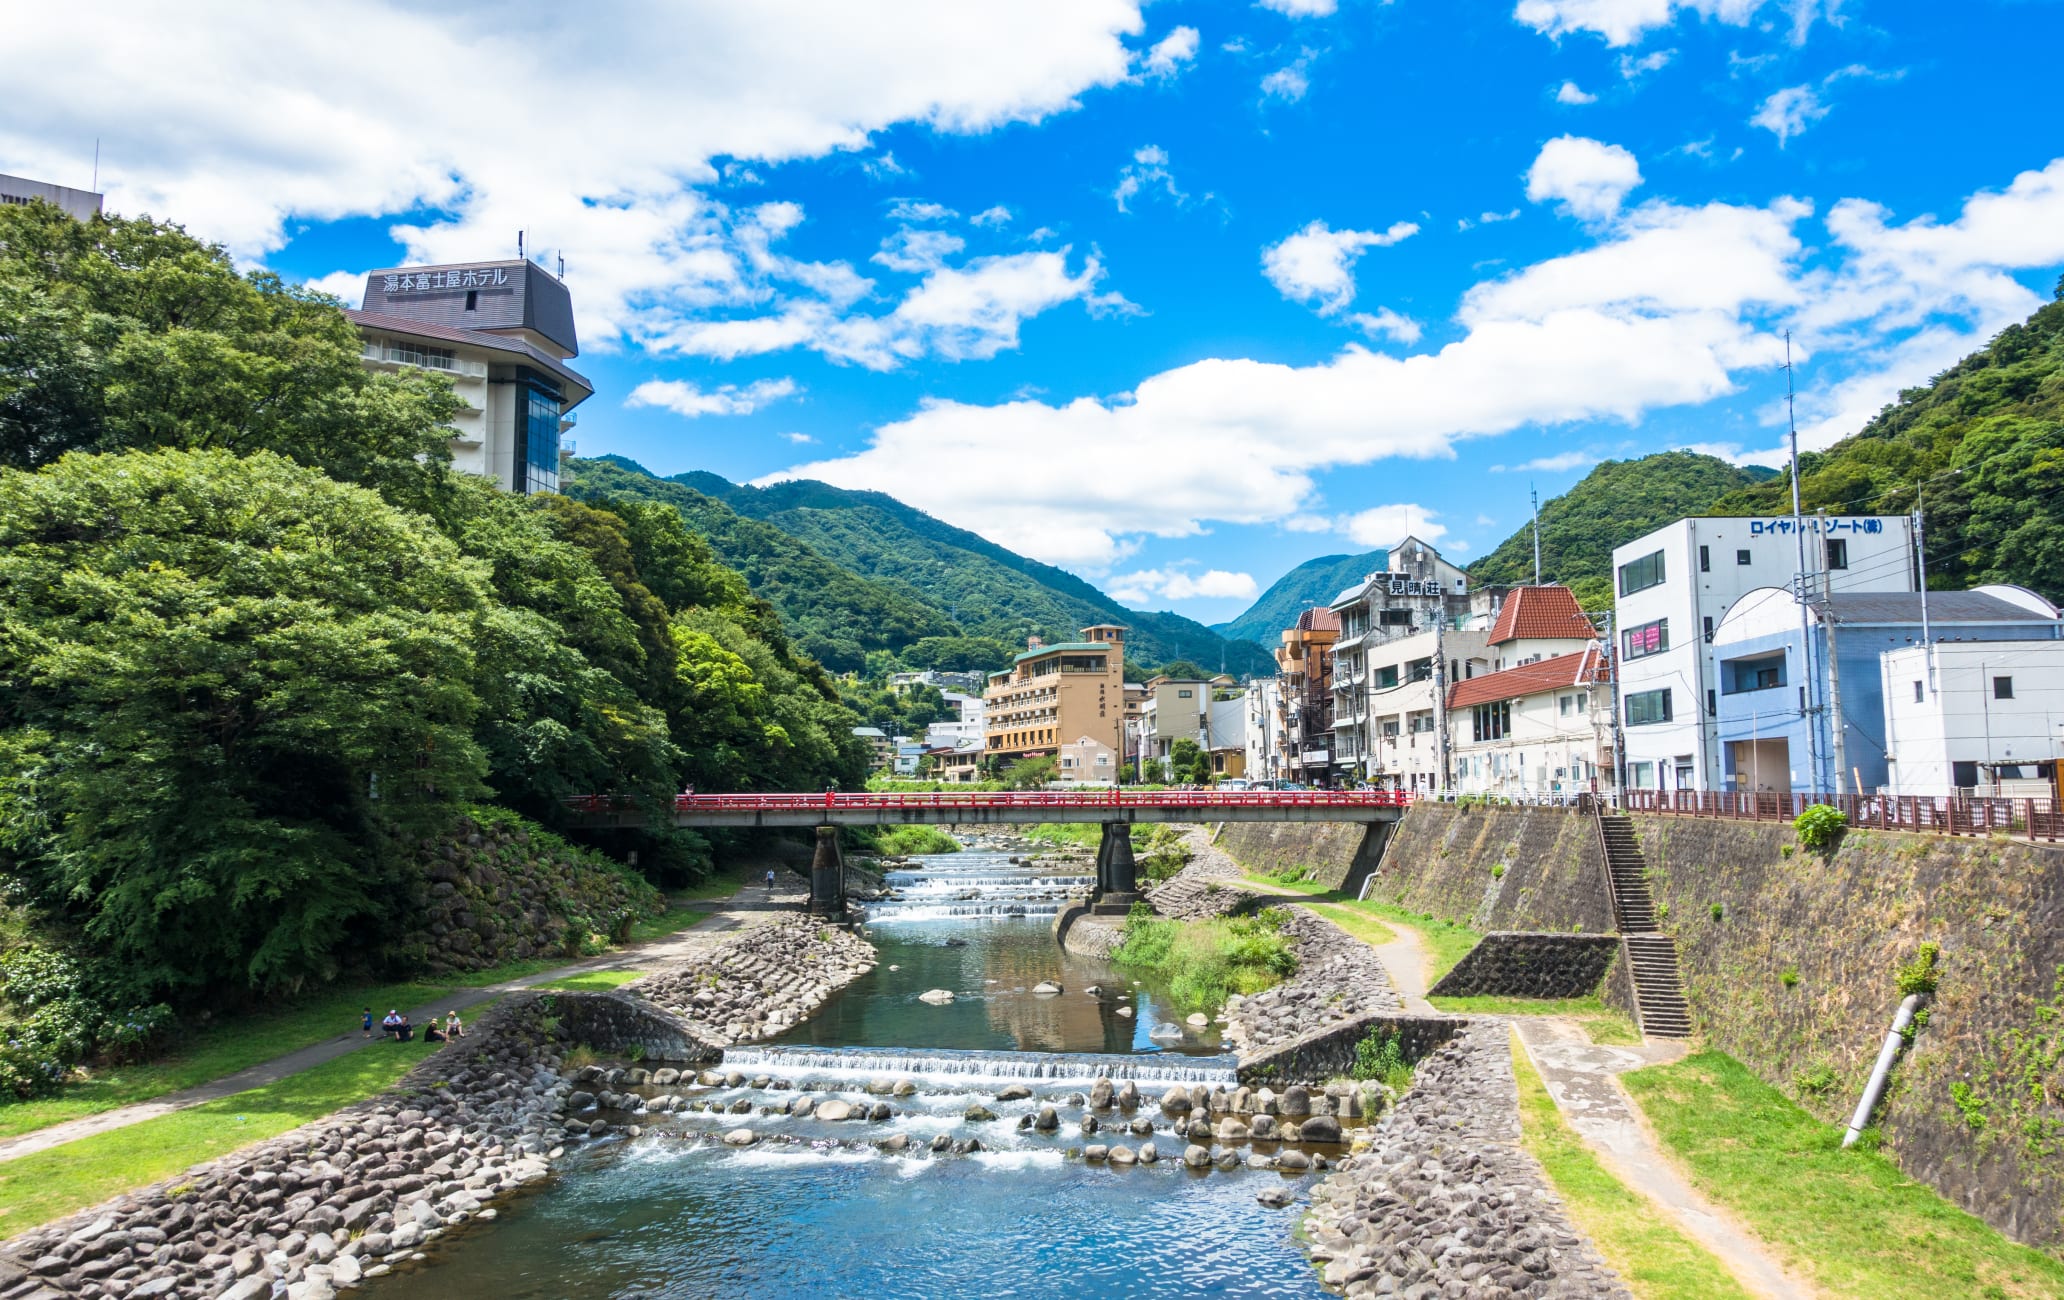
[1914,489,1935,698]
[1785,331,1823,794]
[1531,484,1543,587]
[1819,508,1849,795]
[1434,607,1451,795]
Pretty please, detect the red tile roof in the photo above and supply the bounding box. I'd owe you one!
[1488,585,1594,645]
[1446,646,1606,710]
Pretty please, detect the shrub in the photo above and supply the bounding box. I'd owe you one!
[1491,863,1506,879]
[1895,941,1941,998]
[1794,804,1848,853]
[1794,1062,1837,1095]
[1710,902,1724,922]
[1780,966,1801,989]
[1112,906,1296,1012]
[1351,1027,1413,1093]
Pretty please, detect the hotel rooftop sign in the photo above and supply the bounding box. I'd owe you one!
[381,267,510,293]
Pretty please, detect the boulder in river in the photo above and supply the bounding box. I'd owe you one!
[1137,1141,1159,1164]
[1160,1087,1191,1114]
[723,1129,758,1147]
[996,1084,1033,1102]
[1089,1078,1114,1109]
[1249,1114,1277,1141]
[1217,1117,1249,1142]
[964,1104,999,1123]
[1116,1081,1140,1110]
[815,1100,855,1121]
[1084,1144,1109,1162]
[918,988,955,1004]
[1256,1186,1293,1208]
[1034,1105,1060,1131]
[1182,1143,1211,1168]
[1185,1013,1209,1029]
[1279,1085,1312,1118]
[1108,1144,1136,1165]
[1032,981,1063,995]
[1296,1115,1343,1144]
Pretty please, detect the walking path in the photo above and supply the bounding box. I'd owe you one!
[1510,1017,1813,1299]
[0,877,808,1163]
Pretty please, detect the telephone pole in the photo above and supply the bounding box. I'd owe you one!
[1786,332,1823,794]
[1531,484,1542,586]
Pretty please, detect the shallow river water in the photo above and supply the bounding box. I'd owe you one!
[371,850,1330,1300]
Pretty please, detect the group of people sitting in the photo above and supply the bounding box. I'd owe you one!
[364,1007,465,1043]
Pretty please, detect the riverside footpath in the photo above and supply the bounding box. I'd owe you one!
[0,877,808,1165]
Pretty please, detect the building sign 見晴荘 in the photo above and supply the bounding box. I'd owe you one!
[1746,517,1885,537]
[383,267,510,293]
[1386,578,1455,597]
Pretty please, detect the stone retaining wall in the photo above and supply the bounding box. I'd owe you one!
[624,915,875,1047]
[1238,1013,1464,1086]
[1214,822,1375,890]
[1226,908,1401,1061]
[546,990,718,1066]
[1427,934,1621,1000]
[1302,1022,1631,1297]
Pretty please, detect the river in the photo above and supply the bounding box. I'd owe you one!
[371,848,1333,1299]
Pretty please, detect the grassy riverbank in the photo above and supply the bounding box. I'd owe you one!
[1509,1037,1751,1299]
[0,1042,441,1237]
[1431,995,1640,1045]
[1111,905,1297,1012]
[1303,899,1480,981]
[0,876,741,1142]
[1621,1050,2064,1299]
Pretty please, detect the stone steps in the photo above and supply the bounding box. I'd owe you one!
[1596,815,1692,1039]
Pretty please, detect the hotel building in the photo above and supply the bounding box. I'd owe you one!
[984,626,1127,762]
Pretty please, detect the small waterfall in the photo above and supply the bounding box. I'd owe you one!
[860,901,1064,921]
[722,1044,1239,1086]
[863,850,1085,924]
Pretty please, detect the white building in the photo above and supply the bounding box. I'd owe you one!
[1330,538,1474,788]
[1,173,102,221]
[346,260,590,495]
[1882,639,2064,796]
[1056,735,1119,784]
[1244,678,1283,785]
[1447,647,1614,799]
[1611,514,1916,793]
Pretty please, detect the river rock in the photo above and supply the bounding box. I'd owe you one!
[1256,1186,1293,1208]
[1249,1114,1277,1140]
[1276,1150,1311,1172]
[1216,1117,1249,1142]
[1295,1115,1342,1144]
[996,1084,1033,1102]
[1080,1115,1100,1134]
[868,1102,891,1121]
[1185,1012,1208,1028]
[1160,1086,1191,1113]
[815,1100,855,1121]
[1187,1118,1214,1141]
[1084,1144,1109,1162]
[1089,1079,1114,1109]
[1128,1116,1154,1137]
[790,1096,816,1117]
[1182,1143,1211,1168]
[1116,1081,1140,1110]
[1279,1085,1311,1117]
[918,989,955,1004]
[964,1104,999,1123]
[893,1079,919,1097]
[723,1128,759,1146]
[1032,981,1062,995]
[1034,1105,1059,1131]
[1108,1144,1136,1165]
[880,1134,910,1152]
[931,1134,953,1152]
[1137,1141,1159,1164]
[1214,1149,1240,1170]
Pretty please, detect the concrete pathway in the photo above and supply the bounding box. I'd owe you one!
[0,876,809,1163]
[1510,1016,1814,1300]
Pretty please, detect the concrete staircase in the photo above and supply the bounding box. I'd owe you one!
[1597,813,1692,1039]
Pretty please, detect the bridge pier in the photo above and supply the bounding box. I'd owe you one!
[808,826,847,917]
[1091,821,1142,917]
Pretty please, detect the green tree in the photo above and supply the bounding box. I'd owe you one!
[1167,738,1214,785]
[0,450,493,997]
[1002,755,1058,789]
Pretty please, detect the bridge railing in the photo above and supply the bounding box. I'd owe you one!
[563,790,1415,816]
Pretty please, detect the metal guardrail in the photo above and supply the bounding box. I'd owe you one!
[564,790,1416,816]
[1621,789,2064,843]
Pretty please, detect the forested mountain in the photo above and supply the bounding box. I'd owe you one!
[565,458,1275,675]
[1467,451,1778,609]
[1709,285,2064,604]
[1215,550,1386,645]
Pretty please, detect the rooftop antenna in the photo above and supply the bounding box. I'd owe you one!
[1530,483,1542,586]
[517,230,525,261]
[91,138,100,193]
[557,251,565,278]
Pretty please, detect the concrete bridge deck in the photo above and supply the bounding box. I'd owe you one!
[565,790,1412,830]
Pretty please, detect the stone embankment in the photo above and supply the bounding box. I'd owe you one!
[0,919,877,1299]
[623,915,875,1048]
[1225,907,1403,1060]
[1304,1023,1631,1298]
[1144,873,1261,920]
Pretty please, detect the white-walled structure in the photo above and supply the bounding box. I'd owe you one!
[1612,514,1916,793]
[1447,647,1614,799]
[1882,640,2064,795]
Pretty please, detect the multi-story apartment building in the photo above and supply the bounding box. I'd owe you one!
[1245,678,1284,785]
[1329,538,1475,790]
[1138,676,1213,766]
[983,625,1126,761]
[1274,608,1339,783]
[1447,646,1614,799]
[346,260,591,494]
[1611,514,1915,793]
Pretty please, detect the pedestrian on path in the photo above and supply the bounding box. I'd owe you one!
[361,1007,374,1039]
[765,869,776,891]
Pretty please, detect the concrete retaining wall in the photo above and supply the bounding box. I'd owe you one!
[545,990,718,1065]
[1215,822,1372,890]
[1237,1012,1465,1085]
[1427,933,1620,1000]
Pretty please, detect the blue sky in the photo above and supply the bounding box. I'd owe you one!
[10,0,2063,625]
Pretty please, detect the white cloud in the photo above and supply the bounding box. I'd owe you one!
[301,269,367,307]
[1348,309,1425,344]
[626,377,800,417]
[886,200,958,222]
[1750,85,1826,147]
[1107,568,1261,604]
[873,227,967,272]
[1141,26,1200,78]
[1261,64,1311,102]
[1343,504,1447,547]
[1259,0,1339,14]
[1282,514,1339,533]
[1556,81,1599,104]
[1526,136,1643,220]
[765,156,2064,567]
[1491,450,1596,472]
[1512,0,1834,48]
[1262,219,1419,314]
[7,1,1148,352]
[971,205,1014,226]
[1115,144,1187,212]
[1617,48,1675,79]
[782,431,817,443]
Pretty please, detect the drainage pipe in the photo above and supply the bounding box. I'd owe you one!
[1843,993,1922,1148]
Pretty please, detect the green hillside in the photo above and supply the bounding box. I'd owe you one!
[1468,451,1778,609]
[1215,550,1386,644]
[565,458,1273,675]
[1709,286,2064,604]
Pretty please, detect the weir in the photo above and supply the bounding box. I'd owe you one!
[720,1044,1240,1087]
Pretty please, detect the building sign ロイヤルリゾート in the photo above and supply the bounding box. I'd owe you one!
[383,267,510,293]
[1746,517,1887,536]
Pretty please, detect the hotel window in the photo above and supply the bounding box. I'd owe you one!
[1736,548,1752,566]
[382,340,455,370]
[1699,545,1711,572]
[1379,609,1413,627]
[1825,538,1849,570]
[1995,676,2015,700]
[1625,688,1673,727]
[1622,618,1669,660]
[1472,701,1512,742]
[1618,550,1666,596]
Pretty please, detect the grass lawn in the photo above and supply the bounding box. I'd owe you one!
[0,883,727,1142]
[1303,900,1399,947]
[1621,1050,2064,1300]
[0,1042,440,1238]
[533,969,647,992]
[1431,995,1641,1046]
[1302,897,1481,981]
[1509,1035,1752,1299]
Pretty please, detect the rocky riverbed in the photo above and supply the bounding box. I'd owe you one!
[1224,907,1404,1059]
[0,917,879,1300]
[621,915,875,1048]
[1303,1023,1631,1298]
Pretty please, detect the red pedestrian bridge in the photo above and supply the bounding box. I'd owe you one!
[563,789,1413,830]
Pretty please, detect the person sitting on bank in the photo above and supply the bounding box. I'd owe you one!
[446,1010,465,1039]
[423,1020,446,1043]
[381,1010,404,1039]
